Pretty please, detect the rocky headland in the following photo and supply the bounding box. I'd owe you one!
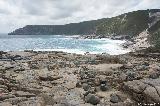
[3,8,160,106]
[0,49,160,106]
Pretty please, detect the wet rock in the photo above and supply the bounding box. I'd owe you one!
[13,55,24,60]
[100,83,109,91]
[85,93,100,105]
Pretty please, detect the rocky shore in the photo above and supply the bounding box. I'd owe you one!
[0,50,160,106]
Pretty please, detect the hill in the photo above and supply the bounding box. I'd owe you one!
[8,9,160,49]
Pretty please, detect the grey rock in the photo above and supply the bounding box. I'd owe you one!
[15,91,36,98]
[76,81,82,88]
[82,83,91,91]
[149,72,159,79]
[13,66,25,72]
[126,70,137,81]
[123,78,160,103]
[3,97,28,105]
[100,83,109,91]
[85,93,100,105]
[39,74,62,81]
[110,93,121,103]
[0,94,15,101]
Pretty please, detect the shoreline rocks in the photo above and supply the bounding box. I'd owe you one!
[0,51,159,105]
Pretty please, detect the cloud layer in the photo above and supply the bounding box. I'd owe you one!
[0,0,160,33]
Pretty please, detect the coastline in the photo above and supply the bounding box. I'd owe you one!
[0,50,160,105]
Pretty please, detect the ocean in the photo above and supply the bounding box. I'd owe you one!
[0,34,130,55]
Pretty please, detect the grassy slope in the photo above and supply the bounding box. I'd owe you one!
[9,10,150,36]
[96,10,149,37]
[148,20,160,49]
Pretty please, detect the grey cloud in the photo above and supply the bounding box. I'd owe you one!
[0,0,159,33]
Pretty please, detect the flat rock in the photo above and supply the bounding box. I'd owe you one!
[0,93,15,101]
[15,91,36,98]
[123,78,160,103]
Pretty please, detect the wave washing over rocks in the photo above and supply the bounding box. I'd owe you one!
[0,50,160,106]
[0,35,130,55]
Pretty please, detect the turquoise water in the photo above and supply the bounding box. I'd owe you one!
[0,35,130,55]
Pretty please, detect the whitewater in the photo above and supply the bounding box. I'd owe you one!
[0,35,130,55]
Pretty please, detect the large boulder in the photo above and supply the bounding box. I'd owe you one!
[85,93,100,105]
[123,78,160,103]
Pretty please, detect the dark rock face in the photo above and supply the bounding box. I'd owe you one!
[100,83,109,91]
[123,78,160,103]
[85,93,100,105]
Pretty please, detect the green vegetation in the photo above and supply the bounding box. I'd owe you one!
[96,10,149,36]
[148,20,160,49]
[9,10,152,36]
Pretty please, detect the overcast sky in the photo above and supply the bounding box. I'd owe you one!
[0,0,160,33]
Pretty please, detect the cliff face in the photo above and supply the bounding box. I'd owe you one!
[9,9,160,36]
[8,19,105,35]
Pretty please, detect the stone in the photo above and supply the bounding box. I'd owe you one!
[149,72,159,79]
[76,81,82,88]
[100,83,109,91]
[0,78,5,84]
[126,70,137,81]
[94,78,100,86]
[85,93,100,105]
[82,83,91,91]
[3,97,28,105]
[39,75,63,81]
[23,88,41,95]
[13,66,25,72]
[15,91,36,98]
[123,78,160,103]
[0,102,12,106]
[0,93,15,101]
[119,73,127,81]
[110,93,121,103]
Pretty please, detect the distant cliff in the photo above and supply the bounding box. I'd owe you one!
[9,9,158,36]
[9,9,160,49]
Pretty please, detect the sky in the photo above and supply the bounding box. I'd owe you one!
[0,0,160,33]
